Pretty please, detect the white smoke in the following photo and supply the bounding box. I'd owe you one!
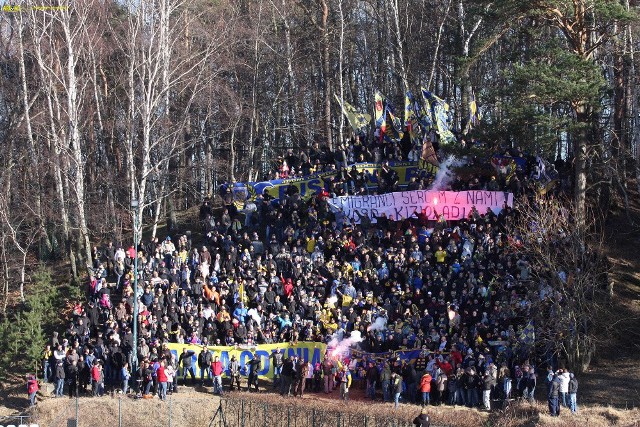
[326,295,338,306]
[429,156,466,191]
[247,308,261,326]
[328,330,364,358]
[367,316,388,332]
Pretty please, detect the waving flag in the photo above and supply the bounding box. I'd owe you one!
[335,94,371,132]
[421,87,456,144]
[374,91,403,143]
[374,91,386,129]
[404,91,419,141]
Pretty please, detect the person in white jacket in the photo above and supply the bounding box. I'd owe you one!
[557,369,571,407]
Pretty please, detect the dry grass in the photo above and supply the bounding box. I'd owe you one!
[24,390,640,427]
[32,393,214,427]
[488,400,640,427]
[0,382,629,427]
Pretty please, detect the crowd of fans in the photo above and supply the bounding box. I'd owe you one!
[34,136,580,415]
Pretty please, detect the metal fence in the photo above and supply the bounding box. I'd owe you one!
[213,398,422,427]
[30,394,438,427]
[0,414,38,427]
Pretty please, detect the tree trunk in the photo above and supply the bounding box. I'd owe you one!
[574,103,588,229]
[337,0,345,146]
[61,11,93,268]
[391,0,408,92]
[428,0,452,89]
[16,12,51,259]
[320,0,332,149]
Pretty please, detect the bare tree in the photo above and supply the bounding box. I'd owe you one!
[509,195,610,372]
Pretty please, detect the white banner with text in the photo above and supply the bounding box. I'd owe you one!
[329,190,513,223]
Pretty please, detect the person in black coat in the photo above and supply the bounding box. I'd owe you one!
[280,356,295,396]
[413,407,430,427]
[548,375,560,416]
[247,353,262,392]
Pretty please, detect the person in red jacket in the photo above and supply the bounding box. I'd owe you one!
[211,355,224,396]
[27,374,39,407]
[91,363,102,397]
[450,346,463,370]
[157,360,168,401]
[419,371,432,406]
[436,356,453,376]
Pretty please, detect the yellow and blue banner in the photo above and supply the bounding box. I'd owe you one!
[168,341,326,379]
[226,161,439,202]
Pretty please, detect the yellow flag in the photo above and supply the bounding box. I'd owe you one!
[334,95,371,131]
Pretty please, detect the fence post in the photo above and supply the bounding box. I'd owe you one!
[118,396,122,427]
[241,400,245,427]
[263,402,268,427]
[287,406,291,427]
[337,412,341,427]
[75,394,79,427]
[364,415,368,427]
[312,409,316,427]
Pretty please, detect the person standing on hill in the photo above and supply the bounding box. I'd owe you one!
[558,369,570,407]
[67,360,79,398]
[247,352,262,392]
[198,347,213,386]
[419,370,432,406]
[337,364,352,402]
[271,348,284,390]
[54,360,66,397]
[228,355,241,391]
[568,372,578,414]
[211,355,224,396]
[157,360,168,401]
[548,374,560,417]
[392,372,403,409]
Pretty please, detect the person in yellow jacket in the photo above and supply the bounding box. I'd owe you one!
[337,363,352,402]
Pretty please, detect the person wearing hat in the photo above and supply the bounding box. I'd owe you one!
[568,372,578,413]
[548,372,561,416]
[412,407,430,427]
[391,371,403,408]
[228,355,241,391]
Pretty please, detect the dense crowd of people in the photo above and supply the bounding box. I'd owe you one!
[32,136,580,416]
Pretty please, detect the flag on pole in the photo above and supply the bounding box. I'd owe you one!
[518,320,536,346]
[374,91,386,129]
[404,91,419,141]
[385,104,403,143]
[374,91,403,143]
[419,136,439,169]
[334,94,371,132]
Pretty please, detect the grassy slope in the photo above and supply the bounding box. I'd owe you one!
[28,386,640,427]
